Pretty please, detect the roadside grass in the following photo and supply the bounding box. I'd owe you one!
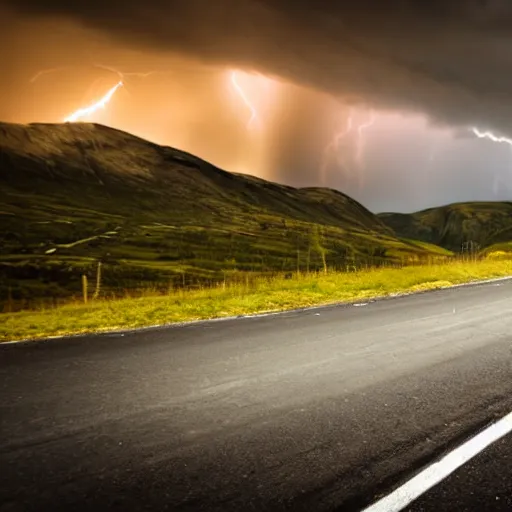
[1,258,512,342]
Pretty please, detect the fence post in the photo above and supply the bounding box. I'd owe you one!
[82,275,88,304]
[93,261,102,300]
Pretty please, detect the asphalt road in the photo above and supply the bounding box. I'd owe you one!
[405,433,512,512]
[1,279,512,511]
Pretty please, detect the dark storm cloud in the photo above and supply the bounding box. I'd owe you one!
[4,0,512,136]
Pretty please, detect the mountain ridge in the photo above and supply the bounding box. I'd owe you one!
[378,201,512,251]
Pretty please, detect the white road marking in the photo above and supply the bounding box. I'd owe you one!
[363,410,512,512]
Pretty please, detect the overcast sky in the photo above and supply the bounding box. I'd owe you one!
[2,0,512,212]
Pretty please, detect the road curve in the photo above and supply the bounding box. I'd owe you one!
[1,280,512,511]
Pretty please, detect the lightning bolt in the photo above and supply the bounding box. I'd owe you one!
[320,108,376,188]
[334,116,354,149]
[30,67,72,83]
[320,113,353,185]
[29,65,127,123]
[230,71,257,130]
[352,110,376,188]
[471,127,512,146]
[31,63,171,85]
[93,63,172,81]
[31,63,166,101]
[471,126,512,196]
[355,110,376,168]
[31,63,166,123]
[63,81,123,123]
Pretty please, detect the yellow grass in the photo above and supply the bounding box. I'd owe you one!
[1,258,512,342]
[486,250,509,260]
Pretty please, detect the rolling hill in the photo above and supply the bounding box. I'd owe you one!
[0,121,451,311]
[378,202,512,252]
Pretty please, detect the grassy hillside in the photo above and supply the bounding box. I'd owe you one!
[0,121,451,311]
[378,201,512,252]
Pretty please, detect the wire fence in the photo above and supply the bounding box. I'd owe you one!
[1,246,497,314]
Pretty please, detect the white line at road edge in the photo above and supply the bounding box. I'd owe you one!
[362,410,512,512]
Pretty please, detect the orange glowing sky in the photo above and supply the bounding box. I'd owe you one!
[3,3,512,212]
[11,60,512,213]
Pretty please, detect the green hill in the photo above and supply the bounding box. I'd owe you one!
[0,121,450,311]
[378,201,512,252]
